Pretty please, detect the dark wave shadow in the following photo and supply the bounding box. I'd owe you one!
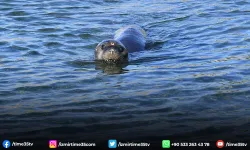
[66,59,128,75]
[23,50,44,56]
[95,61,128,75]
[145,39,166,50]
[66,59,95,68]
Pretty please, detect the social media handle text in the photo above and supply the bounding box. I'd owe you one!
[118,142,150,147]
[12,141,34,147]
[2,140,34,148]
[58,142,96,147]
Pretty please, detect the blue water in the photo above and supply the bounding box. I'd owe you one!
[0,0,249,148]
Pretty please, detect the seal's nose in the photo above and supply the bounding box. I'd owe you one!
[109,49,115,54]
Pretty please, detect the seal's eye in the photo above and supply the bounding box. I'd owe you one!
[101,44,105,50]
[118,47,124,52]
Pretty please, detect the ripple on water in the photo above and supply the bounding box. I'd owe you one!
[44,42,63,47]
[79,33,93,39]
[66,60,95,68]
[15,85,52,92]
[37,28,63,33]
[9,45,30,51]
[2,67,26,72]
[63,33,77,38]
[23,51,43,56]
[0,41,9,46]
[13,17,35,22]
[0,27,9,32]
[7,11,29,16]
[50,49,77,56]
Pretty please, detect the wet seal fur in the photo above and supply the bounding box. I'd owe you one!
[95,25,146,64]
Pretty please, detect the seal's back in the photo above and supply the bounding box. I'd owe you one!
[114,25,146,52]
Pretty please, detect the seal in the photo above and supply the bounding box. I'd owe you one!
[95,25,146,63]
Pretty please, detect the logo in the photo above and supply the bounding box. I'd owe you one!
[216,140,224,148]
[2,140,11,149]
[108,139,117,148]
[162,140,170,148]
[49,140,57,148]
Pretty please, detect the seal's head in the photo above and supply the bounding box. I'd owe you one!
[95,39,128,63]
